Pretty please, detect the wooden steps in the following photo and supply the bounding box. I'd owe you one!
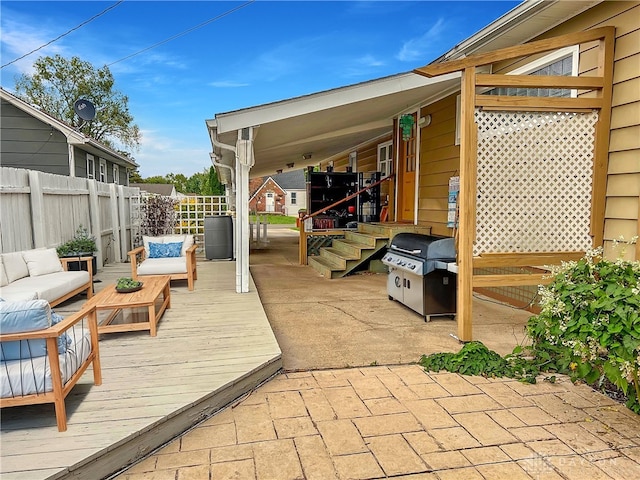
[307,223,435,279]
[308,224,389,279]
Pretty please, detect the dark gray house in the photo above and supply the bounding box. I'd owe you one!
[0,88,137,184]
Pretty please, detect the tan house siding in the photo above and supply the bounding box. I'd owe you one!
[417,94,460,237]
[538,2,640,260]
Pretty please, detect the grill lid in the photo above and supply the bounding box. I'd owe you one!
[390,233,456,261]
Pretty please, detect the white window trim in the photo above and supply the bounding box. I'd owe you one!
[377,140,393,178]
[86,154,95,179]
[99,159,107,182]
[112,164,120,185]
[455,45,579,145]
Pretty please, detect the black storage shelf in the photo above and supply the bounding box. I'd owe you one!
[306,169,381,230]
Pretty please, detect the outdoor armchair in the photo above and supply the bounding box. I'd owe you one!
[0,299,102,432]
[128,234,198,291]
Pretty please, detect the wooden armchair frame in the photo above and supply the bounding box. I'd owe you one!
[0,305,102,431]
[128,243,198,291]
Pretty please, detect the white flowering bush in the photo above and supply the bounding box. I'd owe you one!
[526,240,640,412]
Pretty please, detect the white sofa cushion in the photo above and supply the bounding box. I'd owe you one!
[10,271,90,304]
[137,257,187,275]
[2,252,29,284]
[0,286,38,302]
[22,248,64,277]
[0,258,8,287]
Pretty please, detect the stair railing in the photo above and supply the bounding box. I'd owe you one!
[299,174,394,265]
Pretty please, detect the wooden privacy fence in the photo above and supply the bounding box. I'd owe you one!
[0,167,139,268]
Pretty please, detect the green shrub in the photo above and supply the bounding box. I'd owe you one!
[56,225,97,256]
[526,243,639,412]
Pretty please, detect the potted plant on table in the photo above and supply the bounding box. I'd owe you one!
[56,225,98,275]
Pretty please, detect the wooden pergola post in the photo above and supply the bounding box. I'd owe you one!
[414,27,615,343]
[457,66,477,342]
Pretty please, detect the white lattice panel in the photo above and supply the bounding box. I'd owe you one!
[474,109,598,255]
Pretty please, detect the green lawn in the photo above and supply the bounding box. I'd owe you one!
[250,214,297,224]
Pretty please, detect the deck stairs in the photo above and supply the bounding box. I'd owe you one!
[308,223,429,279]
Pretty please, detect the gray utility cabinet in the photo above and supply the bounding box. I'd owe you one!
[204,215,233,260]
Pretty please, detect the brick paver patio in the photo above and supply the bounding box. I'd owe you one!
[117,365,640,479]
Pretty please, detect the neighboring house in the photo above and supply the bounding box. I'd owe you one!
[0,88,137,185]
[249,177,285,214]
[206,0,639,320]
[130,183,178,197]
[249,169,307,216]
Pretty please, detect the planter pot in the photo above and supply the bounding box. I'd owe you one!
[60,253,97,276]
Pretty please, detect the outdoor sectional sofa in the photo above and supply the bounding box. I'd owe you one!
[0,248,94,307]
[128,234,197,291]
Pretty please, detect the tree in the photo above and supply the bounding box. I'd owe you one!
[15,54,141,150]
[165,173,188,193]
[128,169,144,183]
[207,166,225,195]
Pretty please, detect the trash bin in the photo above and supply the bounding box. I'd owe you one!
[204,215,233,260]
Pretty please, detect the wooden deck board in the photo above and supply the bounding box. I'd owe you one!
[0,257,282,480]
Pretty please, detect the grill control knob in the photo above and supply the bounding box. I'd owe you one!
[410,264,416,270]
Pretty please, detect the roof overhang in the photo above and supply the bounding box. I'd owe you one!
[205,0,602,181]
[206,72,461,179]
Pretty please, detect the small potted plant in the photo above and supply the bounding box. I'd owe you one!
[56,225,98,274]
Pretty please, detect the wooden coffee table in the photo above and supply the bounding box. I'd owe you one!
[87,275,171,337]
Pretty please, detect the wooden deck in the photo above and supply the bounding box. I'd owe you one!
[0,257,282,480]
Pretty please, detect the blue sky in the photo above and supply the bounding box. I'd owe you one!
[1,1,519,178]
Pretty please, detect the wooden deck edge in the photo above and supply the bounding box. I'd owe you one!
[55,355,283,480]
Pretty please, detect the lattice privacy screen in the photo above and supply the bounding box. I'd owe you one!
[474,109,598,256]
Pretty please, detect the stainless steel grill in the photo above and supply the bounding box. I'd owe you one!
[382,233,457,321]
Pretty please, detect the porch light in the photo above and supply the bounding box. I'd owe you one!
[399,114,415,141]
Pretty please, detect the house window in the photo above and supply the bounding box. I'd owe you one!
[113,164,120,185]
[291,192,297,205]
[377,141,393,178]
[99,159,107,182]
[485,47,577,98]
[456,46,579,145]
[86,155,95,179]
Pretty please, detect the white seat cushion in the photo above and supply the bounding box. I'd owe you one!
[4,271,90,304]
[137,257,187,275]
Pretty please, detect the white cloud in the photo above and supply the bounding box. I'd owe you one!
[0,16,68,74]
[135,129,210,177]
[208,80,250,88]
[396,18,447,62]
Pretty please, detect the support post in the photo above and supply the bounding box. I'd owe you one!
[235,128,254,293]
[457,67,477,342]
